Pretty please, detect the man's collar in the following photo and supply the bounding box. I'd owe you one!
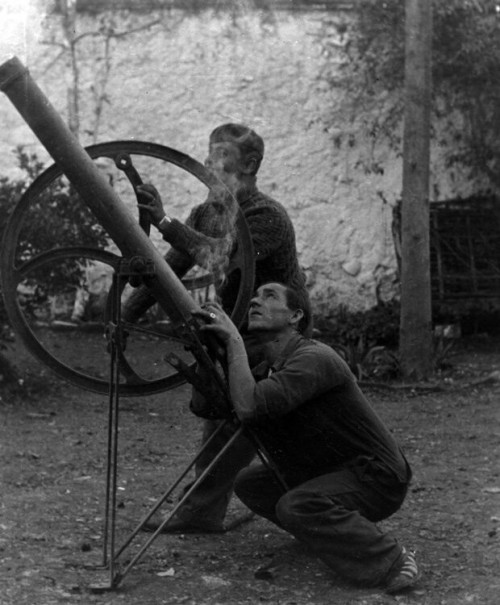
[268,333,304,373]
[252,333,303,378]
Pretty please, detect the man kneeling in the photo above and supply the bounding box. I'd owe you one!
[192,282,420,594]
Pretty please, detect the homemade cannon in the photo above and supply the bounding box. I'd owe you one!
[0,56,275,590]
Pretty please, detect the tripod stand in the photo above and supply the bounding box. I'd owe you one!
[91,259,287,591]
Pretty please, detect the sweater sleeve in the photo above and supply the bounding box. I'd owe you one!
[122,201,229,323]
[161,201,235,269]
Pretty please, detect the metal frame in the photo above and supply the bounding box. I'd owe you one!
[90,259,287,591]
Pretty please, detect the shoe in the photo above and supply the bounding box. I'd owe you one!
[142,515,225,534]
[385,548,421,594]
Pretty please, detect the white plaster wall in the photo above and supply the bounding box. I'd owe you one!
[0,8,486,316]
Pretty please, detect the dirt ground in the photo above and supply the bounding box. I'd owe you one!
[1,334,500,605]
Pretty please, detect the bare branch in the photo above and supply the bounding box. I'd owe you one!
[40,40,67,50]
[71,18,163,44]
[40,49,67,76]
[111,18,164,38]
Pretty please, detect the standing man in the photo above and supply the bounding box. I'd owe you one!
[124,123,307,533]
[192,282,420,594]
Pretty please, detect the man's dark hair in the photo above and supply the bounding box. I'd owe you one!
[284,285,313,336]
[210,123,264,175]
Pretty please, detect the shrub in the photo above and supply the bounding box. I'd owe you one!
[0,147,108,383]
[315,300,401,379]
[315,299,400,348]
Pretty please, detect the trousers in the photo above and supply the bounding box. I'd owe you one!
[176,418,256,527]
[234,461,409,586]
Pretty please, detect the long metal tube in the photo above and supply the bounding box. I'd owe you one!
[0,56,198,323]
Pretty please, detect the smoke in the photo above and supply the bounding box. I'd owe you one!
[193,181,240,292]
[0,0,52,64]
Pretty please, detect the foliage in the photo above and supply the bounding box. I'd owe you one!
[315,300,401,379]
[432,333,457,372]
[317,0,500,187]
[316,299,401,348]
[2,147,108,291]
[0,148,108,378]
[331,340,400,381]
[0,149,39,328]
[316,299,459,380]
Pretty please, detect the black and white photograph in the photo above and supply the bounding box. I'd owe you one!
[1,1,499,603]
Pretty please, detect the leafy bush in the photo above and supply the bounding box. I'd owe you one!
[315,300,459,380]
[316,299,400,349]
[0,147,108,383]
[1,146,108,308]
[0,156,32,335]
[315,300,401,379]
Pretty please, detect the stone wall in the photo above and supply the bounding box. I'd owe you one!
[0,6,487,316]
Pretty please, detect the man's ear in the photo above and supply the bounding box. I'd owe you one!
[240,154,259,175]
[289,308,304,329]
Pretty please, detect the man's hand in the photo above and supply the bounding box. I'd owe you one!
[193,302,256,422]
[136,183,168,227]
[192,302,241,345]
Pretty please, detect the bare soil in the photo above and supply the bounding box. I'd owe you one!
[1,335,500,605]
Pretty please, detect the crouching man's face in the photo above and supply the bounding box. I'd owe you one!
[247,283,302,334]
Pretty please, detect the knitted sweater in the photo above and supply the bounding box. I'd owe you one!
[122,185,304,321]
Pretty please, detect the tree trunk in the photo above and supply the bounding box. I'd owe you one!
[399,0,433,380]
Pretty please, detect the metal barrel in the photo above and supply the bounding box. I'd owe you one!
[0,55,199,323]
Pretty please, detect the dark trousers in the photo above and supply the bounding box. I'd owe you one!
[176,419,256,527]
[234,462,408,586]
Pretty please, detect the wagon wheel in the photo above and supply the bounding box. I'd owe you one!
[1,141,254,396]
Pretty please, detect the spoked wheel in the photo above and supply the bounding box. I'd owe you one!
[1,141,254,396]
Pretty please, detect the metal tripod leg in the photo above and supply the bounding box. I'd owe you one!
[101,327,120,576]
[90,271,124,590]
[245,427,288,492]
[114,417,233,559]
[93,412,244,590]
[93,380,290,590]
[111,421,246,586]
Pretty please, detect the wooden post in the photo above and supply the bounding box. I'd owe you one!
[399,0,433,380]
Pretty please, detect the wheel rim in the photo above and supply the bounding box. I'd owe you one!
[1,141,254,396]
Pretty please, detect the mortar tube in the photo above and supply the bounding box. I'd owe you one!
[0,56,199,324]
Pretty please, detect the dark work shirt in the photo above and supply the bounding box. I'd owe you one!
[247,335,410,485]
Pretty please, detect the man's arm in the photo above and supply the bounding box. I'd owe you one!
[223,334,258,422]
[121,216,199,324]
[159,217,230,269]
[250,345,348,418]
[192,305,259,422]
[138,184,236,269]
[192,306,349,423]
[122,190,233,323]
